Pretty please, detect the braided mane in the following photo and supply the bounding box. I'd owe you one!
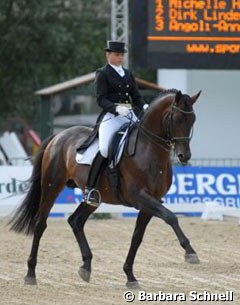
[151,88,179,102]
[158,88,179,97]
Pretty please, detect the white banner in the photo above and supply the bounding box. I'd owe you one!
[0,166,136,217]
[0,166,32,216]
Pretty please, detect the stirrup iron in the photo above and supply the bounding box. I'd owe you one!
[84,188,101,207]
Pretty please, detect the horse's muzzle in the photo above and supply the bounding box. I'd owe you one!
[177,152,191,165]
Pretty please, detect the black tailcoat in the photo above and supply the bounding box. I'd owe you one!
[95,64,145,116]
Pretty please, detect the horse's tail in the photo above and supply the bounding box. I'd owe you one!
[8,134,55,235]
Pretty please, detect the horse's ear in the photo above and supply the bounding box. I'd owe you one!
[174,90,182,104]
[191,90,201,104]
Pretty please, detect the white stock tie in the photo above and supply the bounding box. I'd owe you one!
[117,67,125,77]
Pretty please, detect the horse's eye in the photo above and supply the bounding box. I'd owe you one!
[175,116,183,124]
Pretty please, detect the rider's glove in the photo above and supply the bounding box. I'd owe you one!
[143,104,149,111]
[116,105,130,116]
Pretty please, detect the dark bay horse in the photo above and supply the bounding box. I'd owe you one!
[9,90,201,288]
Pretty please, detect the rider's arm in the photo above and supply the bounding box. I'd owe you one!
[95,69,117,115]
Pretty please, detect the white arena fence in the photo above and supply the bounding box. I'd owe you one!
[0,166,240,220]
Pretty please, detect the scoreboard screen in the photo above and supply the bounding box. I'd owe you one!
[131,0,240,69]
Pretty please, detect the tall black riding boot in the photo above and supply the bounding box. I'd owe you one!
[84,152,107,206]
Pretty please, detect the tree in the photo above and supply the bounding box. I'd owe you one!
[0,0,109,126]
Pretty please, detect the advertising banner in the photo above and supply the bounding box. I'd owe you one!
[164,166,240,215]
[169,166,240,206]
[0,166,239,217]
[0,166,32,216]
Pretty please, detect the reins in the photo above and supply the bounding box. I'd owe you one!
[130,99,195,152]
[134,120,173,152]
[90,93,195,153]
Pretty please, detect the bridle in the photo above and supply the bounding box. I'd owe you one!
[133,100,195,152]
[166,103,195,145]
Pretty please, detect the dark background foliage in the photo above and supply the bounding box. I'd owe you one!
[0,0,109,122]
[0,0,155,128]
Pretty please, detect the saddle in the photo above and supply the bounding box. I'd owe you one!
[76,121,139,163]
[108,123,138,167]
[76,121,139,200]
[107,123,138,200]
[76,112,104,154]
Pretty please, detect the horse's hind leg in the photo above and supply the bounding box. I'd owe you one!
[68,201,97,283]
[123,211,152,289]
[25,179,65,285]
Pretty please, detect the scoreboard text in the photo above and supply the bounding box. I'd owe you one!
[132,0,240,69]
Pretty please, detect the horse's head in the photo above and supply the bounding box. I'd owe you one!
[165,90,201,164]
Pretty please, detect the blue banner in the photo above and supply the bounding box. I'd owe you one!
[55,187,83,204]
[55,167,240,209]
[165,166,240,208]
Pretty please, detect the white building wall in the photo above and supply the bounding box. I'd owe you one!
[158,70,240,159]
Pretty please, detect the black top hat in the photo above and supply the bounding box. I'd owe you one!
[104,41,127,53]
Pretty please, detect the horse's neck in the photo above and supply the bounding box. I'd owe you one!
[137,101,174,169]
[141,101,169,138]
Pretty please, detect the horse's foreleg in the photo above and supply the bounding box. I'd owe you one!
[123,211,152,289]
[68,202,97,283]
[157,204,200,263]
[138,190,200,264]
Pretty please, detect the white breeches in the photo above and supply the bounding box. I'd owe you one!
[99,111,138,158]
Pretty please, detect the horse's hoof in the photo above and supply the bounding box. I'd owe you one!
[24,276,37,285]
[185,253,200,264]
[126,281,141,290]
[78,267,91,283]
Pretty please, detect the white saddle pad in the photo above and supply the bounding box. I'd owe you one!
[76,139,99,165]
[75,128,129,166]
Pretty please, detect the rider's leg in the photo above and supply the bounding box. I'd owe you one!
[98,113,128,158]
[84,113,127,205]
[84,112,131,205]
[84,152,107,206]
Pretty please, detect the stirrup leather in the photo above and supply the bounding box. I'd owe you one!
[84,188,101,207]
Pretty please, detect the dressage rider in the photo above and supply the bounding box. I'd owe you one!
[84,40,149,205]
